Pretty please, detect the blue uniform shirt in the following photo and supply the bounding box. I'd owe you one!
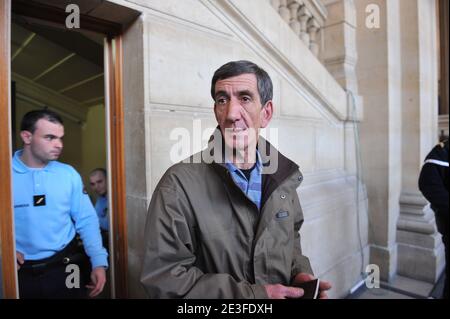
[12,150,108,269]
[95,195,109,231]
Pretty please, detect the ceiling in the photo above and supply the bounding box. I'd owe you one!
[11,18,105,108]
[11,0,140,110]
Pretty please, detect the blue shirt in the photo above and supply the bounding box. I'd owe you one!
[95,195,109,231]
[12,150,108,268]
[225,151,262,210]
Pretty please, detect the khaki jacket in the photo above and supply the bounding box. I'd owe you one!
[141,132,313,298]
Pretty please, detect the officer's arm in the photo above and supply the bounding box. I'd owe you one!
[419,162,449,213]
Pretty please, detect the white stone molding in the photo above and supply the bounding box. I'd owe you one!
[270,0,328,58]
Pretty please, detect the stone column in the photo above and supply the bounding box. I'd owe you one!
[279,0,291,23]
[288,0,301,36]
[307,18,320,56]
[322,0,363,173]
[396,0,444,283]
[322,0,359,93]
[324,0,369,283]
[322,0,364,189]
[270,0,281,11]
[298,6,311,46]
[355,0,403,281]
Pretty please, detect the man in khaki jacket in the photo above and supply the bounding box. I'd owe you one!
[141,60,331,299]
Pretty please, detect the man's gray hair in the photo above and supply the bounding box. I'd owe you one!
[210,60,273,106]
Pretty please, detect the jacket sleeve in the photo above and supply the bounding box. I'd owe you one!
[290,193,313,282]
[140,182,268,299]
[419,159,449,214]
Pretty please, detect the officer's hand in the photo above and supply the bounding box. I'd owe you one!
[86,266,106,297]
[264,283,304,299]
[16,251,24,270]
[292,273,332,299]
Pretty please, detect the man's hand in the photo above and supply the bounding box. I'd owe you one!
[264,284,304,299]
[86,266,106,297]
[293,273,332,299]
[16,251,24,270]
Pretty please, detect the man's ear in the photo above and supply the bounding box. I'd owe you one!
[20,130,33,145]
[260,100,273,128]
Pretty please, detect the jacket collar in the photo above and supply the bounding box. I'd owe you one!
[203,127,302,207]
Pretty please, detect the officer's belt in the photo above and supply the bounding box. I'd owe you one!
[20,237,85,273]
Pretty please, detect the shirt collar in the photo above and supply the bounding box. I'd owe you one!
[13,150,57,173]
[225,150,262,175]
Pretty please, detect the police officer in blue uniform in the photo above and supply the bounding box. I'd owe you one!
[13,109,108,298]
[89,168,109,250]
[419,139,449,299]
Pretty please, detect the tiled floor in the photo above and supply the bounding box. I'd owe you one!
[353,287,414,299]
[347,274,445,299]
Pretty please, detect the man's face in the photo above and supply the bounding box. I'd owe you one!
[21,118,64,165]
[90,172,107,196]
[213,73,273,154]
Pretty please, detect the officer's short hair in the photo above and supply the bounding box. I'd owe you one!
[90,168,107,178]
[210,60,273,106]
[21,109,63,133]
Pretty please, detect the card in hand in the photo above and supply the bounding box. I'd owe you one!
[293,279,320,299]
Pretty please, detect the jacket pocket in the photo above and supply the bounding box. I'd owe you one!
[266,215,294,284]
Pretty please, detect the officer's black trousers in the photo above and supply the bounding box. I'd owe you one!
[18,263,88,299]
[444,235,449,299]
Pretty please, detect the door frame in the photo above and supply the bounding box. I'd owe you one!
[105,36,128,299]
[0,0,18,299]
[0,0,129,298]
